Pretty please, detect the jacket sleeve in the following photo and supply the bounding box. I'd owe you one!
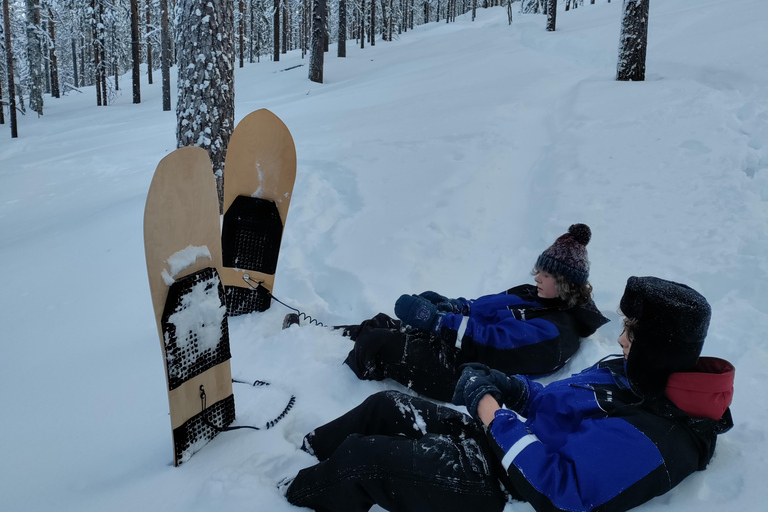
[440,311,560,351]
[488,409,666,512]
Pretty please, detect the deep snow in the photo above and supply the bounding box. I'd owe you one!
[1,2,767,511]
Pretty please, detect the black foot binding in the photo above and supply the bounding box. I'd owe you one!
[282,313,300,330]
[277,476,295,497]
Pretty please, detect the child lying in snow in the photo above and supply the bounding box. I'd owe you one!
[284,276,735,512]
[342,223,609,401]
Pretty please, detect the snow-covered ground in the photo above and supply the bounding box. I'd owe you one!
[2,1,767,511]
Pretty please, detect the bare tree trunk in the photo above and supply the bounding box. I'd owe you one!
[308,0,326,83]
[26,0,44,115]
[617,0,650,81]
[546,0,556,31]
[48,8,60,98]
[239,0,245,66]
[176,0,235,210]
[370,0,375,45]
[131,0,142,102]
[91,0,102,106]
[360,0,365,49]
[160,0,171,110]
[146,0,153,84]
[282,3,288,53]
[3,0,18,136]
[273,0,280,61]
[338,0,346,57]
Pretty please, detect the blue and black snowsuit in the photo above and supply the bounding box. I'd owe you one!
[344,284,609,401]
[287,357,734,512]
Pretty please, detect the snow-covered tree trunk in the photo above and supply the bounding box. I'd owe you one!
[160,0,171,110]
[337,0,345,57]
[308,0,325,83]
[546,0,556,31]
[26,0,44,115]
[369,0,374,45]
[3,0,18,136]
[175,0,235,210]
[131,0,141,103]
[617,0,649,81]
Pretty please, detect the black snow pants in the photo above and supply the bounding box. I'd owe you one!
[286,390,509,512]
[343,313,461,402]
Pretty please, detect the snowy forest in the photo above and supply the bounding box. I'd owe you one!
[2,1,768,512]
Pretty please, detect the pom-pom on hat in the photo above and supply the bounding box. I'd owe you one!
[620,276,712,396]
[534,224,592,285]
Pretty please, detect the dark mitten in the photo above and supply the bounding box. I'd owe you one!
[419,290,449,305]
[452,365,503,421]
[489,370,528,412]
[394,294,443,332]
[418,291,468,315]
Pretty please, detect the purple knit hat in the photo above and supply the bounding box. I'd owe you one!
[534,224,592,285]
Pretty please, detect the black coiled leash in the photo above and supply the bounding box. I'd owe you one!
[242,274,327,327]
[199,379,296,432]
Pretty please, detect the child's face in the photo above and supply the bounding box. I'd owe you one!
[618,327,633,359]
[535,272,558,299]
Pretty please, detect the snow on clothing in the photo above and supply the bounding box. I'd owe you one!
[286,390,509,512]
[344,284,609,402]
[288,357,734,512]
[489,356,734,512]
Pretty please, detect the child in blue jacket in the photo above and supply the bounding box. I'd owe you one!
[344,224,609,401]
[284,276,734,512]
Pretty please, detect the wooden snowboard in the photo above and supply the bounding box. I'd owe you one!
[220,109,297,316]
[144,146,235,466]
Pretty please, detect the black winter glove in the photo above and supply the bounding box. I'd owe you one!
[451,365,503,421]
[418,290,468,315]
[453,363,528,413]
[394,294,444,332]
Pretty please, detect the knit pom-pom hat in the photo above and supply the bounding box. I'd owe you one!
[620,276,711,396]
[534,224,592,285]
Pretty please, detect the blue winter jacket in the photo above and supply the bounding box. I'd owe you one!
[438,284,608,376]
[487,358,734,512]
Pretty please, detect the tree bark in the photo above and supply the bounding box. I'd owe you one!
[308,0,326,83]
[239,0,245,67]
[176,0,235,211]
[282,3,288,53]
[338,0,346,57]
[91,0,102,105]
[360,0,365,48]
[3,0,18,136]
[546,0,556,31]
[26,0,44,115]
[273,0,280,61]
[48,8,60,98]
[160,0,171,110]
[146,0,153,84]
[131,0,142,103]
[617,0,650,81]
[370,0,375,45]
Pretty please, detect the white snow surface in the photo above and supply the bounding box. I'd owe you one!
[2,2,768,511]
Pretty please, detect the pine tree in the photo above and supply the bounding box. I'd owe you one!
[130,0,141,102]
[175,0,235,209]
[160,0,171,110]
[26,0,44,115]
[337,0,345,57]
[617,0,650,81]
[546,0,556,31]
[3,0,18,136]
[308,0,325,83]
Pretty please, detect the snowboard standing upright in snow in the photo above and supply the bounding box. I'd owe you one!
[144,147,235,466]
[218,109,297,316]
